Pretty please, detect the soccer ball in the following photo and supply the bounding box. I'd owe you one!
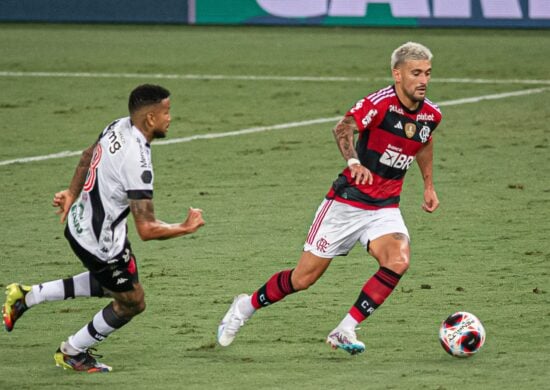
[439,311,486,357]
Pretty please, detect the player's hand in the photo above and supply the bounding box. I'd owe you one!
[52,189,75,223]
[422,188,439,213]
[349,163,373,185]
[182,207,205,233]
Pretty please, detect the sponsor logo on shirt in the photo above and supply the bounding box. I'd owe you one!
[361,109,378,127]
[350,99,365,113]
[70,203,85,234]
[416,113,435,121]
[380,145,415,170]
[389,105,404,115]
[141,170,153,184]
[107,129,124,154]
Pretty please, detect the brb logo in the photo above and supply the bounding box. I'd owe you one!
[379,144,414,170]
[256,0,550,19]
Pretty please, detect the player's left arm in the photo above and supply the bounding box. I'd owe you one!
[129,198,205,241]
[416,139,439,213]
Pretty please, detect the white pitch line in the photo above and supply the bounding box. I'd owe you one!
[0,70,549,86]
[0,87,547,167]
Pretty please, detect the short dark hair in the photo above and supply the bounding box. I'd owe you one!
[128,84,170,114]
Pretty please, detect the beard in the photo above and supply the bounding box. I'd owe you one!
[411,87,427,102]
[153,129,167,139]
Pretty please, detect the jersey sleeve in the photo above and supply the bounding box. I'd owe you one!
[120,143,154,200]
[346,97,380,132]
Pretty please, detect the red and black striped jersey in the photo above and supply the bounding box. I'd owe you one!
[326,85,442,210]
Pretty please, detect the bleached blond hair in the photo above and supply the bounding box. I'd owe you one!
[391,42,433,69]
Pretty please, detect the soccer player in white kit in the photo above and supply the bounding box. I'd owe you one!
[2,85,205,372]
[217,42,442,355]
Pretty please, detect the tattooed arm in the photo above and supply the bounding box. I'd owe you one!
[332,116,373,185]
[52,142,97,223]
[129,199,205,241]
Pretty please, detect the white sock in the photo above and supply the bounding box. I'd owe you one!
[25,281,64,307]
[68,310,115,351]
[338,314,359,332]
[67,303,130,352]
[25,272,101,307]
[237,295,256,319]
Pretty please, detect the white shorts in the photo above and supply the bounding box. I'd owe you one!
[303,199,409,258]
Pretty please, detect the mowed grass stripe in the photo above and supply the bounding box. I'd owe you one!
[0,70,549,85]
[0,87,546,167]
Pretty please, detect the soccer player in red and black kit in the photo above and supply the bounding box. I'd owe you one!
[218,42,442,355]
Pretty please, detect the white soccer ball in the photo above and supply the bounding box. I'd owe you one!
[439,311,486,357]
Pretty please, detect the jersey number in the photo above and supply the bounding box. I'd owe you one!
[83,144,102,192]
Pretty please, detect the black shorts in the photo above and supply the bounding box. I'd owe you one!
[64,226,139,292]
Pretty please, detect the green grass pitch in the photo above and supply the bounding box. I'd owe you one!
[0,24,549,389]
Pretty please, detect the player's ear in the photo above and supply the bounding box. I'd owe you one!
[145,111,156,127]
[392,67,401,83]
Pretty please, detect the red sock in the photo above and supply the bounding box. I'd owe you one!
[251,269,295,309]
[349,267,402,323]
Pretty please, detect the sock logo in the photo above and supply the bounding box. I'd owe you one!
[360,300,375,315]
[258,293,271,306]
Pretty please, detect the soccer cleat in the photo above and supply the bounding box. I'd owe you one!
[217,294,251,347]
[326,327,366,355]
[54,342,112,373]
[2,283,31,332]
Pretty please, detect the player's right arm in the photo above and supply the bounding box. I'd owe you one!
[332,115,373,185]
[52,142,97,223]
[129,199,205,241]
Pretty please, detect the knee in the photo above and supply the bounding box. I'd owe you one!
[132,299,146,316]
[381,253,410,275]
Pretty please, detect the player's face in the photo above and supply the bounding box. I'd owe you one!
[393,60,431,109]
[151,98,171,139]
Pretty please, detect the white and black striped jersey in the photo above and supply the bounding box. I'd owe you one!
[67,117,154,262]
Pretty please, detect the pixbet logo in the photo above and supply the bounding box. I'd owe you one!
[256,0,550,19]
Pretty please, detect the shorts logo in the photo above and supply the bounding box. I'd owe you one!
[116,277,128,285]
[316,237,330,253]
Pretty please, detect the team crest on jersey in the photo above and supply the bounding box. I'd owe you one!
[404,123,416,138]
[419,126,431,143]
